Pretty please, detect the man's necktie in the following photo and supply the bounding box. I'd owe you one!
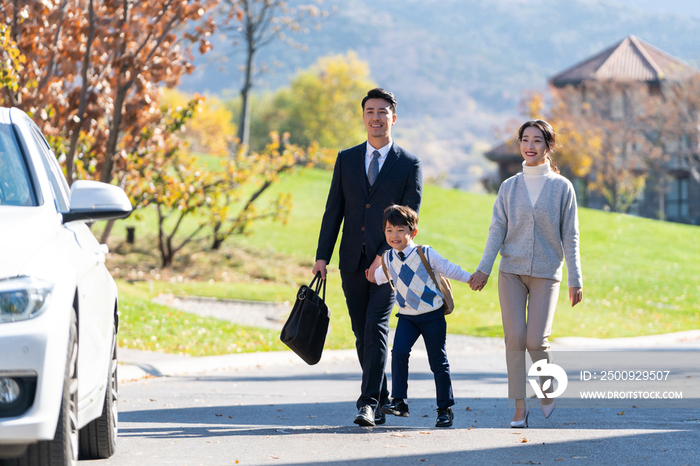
[398,251,406,261]
[368,150,380,186]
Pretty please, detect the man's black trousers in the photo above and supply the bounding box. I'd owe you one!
[340,253,394,411]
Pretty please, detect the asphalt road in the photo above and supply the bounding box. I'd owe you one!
[96,332,700,466]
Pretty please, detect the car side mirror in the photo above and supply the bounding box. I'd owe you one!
[62,180,133,224]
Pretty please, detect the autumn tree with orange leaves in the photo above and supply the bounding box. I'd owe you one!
[521,79,689,214]
[0,0,336,264]
[0,0,218,185]
[121,97,333,265]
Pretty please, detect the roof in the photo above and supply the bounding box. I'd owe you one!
[550,35,697,87]
[484,139,520,162]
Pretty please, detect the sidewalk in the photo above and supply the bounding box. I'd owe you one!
[118,329,700,384]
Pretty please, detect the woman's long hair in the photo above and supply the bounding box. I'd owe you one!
[517,120,560,174]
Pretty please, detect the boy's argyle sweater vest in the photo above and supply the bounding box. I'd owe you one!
[384,247,444,316]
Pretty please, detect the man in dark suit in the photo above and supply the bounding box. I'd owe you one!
[312,88,422,426]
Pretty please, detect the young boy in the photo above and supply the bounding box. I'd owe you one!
[366,204,472,428]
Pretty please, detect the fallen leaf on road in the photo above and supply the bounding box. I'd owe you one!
[391,433,408,437]
[520,438,528,443]
[229,415,233,419]
[269,454,279,459]
[422,414,429,417]
[466,406,472,411]
[617,411,625,415]
[554,459,563,462]
[419,432,432,435]
[215,414,222,417]
[149,399,156,402]
[468,427,472,430]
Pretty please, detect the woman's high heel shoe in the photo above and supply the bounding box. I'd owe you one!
[541,399,556,419]
[510,408,529,428]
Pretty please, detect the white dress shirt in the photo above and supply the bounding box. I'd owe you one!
[374,241,472,285]
[365,140,393,176]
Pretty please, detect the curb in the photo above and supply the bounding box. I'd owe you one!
[118,348,358,384]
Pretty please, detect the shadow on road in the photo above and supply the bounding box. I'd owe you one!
[182,370,508,384]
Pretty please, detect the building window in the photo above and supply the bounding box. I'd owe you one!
[666,177,689,220]
[610,92,624,120]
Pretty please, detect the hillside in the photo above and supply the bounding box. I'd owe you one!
[179,0,700,190]
[124,168,699,340]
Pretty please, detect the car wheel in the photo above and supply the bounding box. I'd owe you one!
[78,323,117,459]
[4,310,79,466]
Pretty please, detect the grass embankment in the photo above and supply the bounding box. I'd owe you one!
[110,167,700,355]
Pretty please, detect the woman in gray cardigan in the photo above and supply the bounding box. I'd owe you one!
[469,120,583,428]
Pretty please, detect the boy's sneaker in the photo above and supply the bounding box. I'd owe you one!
[435,407,454,427]
[381,398,409,417]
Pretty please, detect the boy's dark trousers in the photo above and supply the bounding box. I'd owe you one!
[391,308,454,409]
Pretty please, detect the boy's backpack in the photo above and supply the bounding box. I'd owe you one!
[380,246,454,315]
[417,246,454,315]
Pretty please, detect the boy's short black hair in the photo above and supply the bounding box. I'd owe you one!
[362,88,397,114]
[382,204,418,231]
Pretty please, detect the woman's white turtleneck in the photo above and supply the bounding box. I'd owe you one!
[522,160,551,206]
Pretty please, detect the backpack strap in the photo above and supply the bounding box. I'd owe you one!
[380,251,395,291]
[416,245,439,291]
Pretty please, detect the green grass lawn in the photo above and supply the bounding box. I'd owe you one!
[111,168,700,355]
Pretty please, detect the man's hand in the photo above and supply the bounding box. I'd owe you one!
[367,255,383,283]
[468,270,489,291]
[312,260,327,279]
[569,287,583,307]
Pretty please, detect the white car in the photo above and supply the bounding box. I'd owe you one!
[0,108,132,465]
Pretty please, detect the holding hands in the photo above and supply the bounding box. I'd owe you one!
[468,270,489,291]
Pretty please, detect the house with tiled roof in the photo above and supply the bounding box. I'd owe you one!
[486,35,700,224]
[550,34,696,86]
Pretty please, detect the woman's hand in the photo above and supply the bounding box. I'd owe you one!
[469,270,489,291]
[569,287,583,307]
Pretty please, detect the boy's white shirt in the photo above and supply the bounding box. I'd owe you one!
[374,240,472,285]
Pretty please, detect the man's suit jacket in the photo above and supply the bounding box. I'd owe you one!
[316,141,422,273]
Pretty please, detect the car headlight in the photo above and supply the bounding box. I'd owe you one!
[0,277,54,323]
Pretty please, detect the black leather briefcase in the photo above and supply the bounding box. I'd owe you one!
[280,273,330,365]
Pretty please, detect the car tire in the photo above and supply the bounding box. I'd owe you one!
[2,310,79,466]
[78,324,117,459]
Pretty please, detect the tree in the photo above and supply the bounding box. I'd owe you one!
[220,0,327,149]
[122,98,333,265]
[0,24,27,94]
[527,81,672,213]
[249,51,376,152]
[161,89,237,157]
[0,0,218,184]
[658,75,700,184]
[522,91,597,180]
